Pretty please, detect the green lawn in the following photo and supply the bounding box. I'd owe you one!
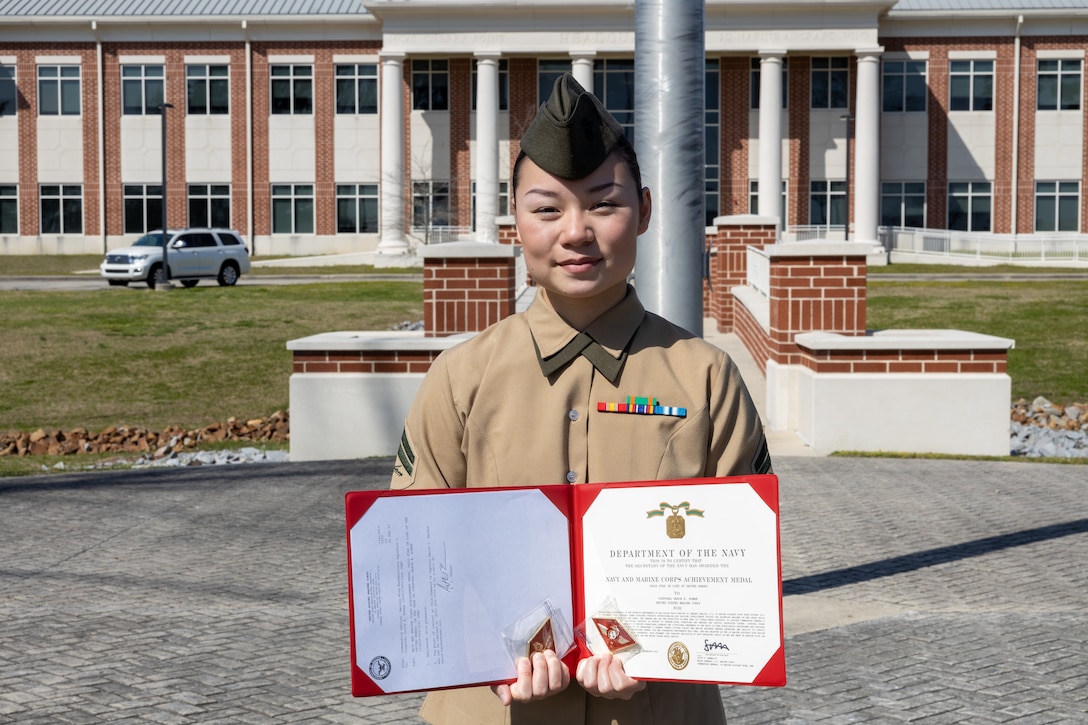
[866,279,1087,403]
[0,282,422,432]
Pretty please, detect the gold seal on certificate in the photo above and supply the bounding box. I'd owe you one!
[527,618,556,657]
[667,642,690,670]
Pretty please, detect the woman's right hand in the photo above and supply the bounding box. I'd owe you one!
[491,649,571,705]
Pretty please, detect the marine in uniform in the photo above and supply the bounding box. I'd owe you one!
[391,74,772,725]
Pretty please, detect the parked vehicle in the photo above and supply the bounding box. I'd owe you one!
[99,229,251,289]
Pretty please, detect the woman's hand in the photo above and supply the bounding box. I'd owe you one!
[491,650,571,706]
[576,652,646,700]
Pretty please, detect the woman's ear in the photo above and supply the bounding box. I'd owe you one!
[637,187,652,234]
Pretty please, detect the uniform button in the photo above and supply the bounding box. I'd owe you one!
[568,409,579,421]
[566,471,578,483]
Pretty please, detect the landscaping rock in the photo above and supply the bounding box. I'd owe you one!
[0,411,290,460]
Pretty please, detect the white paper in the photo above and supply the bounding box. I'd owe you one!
[580,482,781,683]
[349,488,573,692]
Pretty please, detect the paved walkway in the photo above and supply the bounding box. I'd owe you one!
[1,454,1084,724]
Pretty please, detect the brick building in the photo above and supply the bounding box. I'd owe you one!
[0,0,1084,256]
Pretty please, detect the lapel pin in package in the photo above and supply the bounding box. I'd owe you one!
[502,598,575,662]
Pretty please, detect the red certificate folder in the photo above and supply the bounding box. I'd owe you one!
[346,475,784,697]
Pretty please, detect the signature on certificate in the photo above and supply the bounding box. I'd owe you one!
[436,545,454,592]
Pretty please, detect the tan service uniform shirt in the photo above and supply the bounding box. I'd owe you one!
[391,286,771,725]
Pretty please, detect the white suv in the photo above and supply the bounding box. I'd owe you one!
[100,228,252,289]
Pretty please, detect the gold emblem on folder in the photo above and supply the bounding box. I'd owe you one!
[646,501,705,539]
[666,508,686,538]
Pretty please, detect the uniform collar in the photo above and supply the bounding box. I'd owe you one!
[527,286,646,380]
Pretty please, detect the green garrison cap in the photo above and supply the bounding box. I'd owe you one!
[520,73,626,180]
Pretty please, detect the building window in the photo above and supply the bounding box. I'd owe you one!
[882,60,927,112]
[121,65,164,115]
[188,184,231,228]
[412,181,450,230]
[471,59,509,111]
[594,58,635,137]
[947,182,992,231]
[270,65,313,115]
[38,65,81,116]
[744,179,787,218]
[40,184,83,234]
[470,181,509,231]
[706,60,720,226]
[336,184,379,233]
[0,65,15,116]
[809,180,846,225]
[336,64,378,114]
[123,184,163,234]
[949,60,993,112]
[538,59,570,104]
[1037,59,1081,111]
[412,59,448,111]
[750,57,789,110]
[1035,181,1079,232]
[881,182,926,227]
[271,184,314,233]
[0,185,17,233]
[187,64,229,115]
[811,57,848,109]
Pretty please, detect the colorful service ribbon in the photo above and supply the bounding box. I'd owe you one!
[597,396,686,418]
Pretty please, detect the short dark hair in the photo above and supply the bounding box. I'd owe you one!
[511,135,643,202]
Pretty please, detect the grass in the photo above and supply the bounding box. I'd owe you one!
[0,281,422,433]
[865,279,1088,404]
[869,262,1086,275]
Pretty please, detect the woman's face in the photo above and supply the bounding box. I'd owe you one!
[513,150,651,323]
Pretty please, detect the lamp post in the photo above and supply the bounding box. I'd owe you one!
[840,113,853,241]
[158,102,175,288]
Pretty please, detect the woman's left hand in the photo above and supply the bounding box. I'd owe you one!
[575,652,646,700]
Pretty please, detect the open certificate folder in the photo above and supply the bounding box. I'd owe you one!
[345,475,785,696]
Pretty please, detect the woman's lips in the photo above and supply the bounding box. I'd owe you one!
[559,257,599,273]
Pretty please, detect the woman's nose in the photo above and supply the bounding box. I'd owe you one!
[562,211,594,245]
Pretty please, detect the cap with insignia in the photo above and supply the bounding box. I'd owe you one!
[520,73,627,180]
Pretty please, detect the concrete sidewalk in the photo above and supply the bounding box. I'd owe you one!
[1,456,1084,723]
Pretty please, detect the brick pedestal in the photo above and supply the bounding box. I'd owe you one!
[705,215,777,332]
[420,242,520,337]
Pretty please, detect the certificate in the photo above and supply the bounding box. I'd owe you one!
[573,478,784,686]
[345,475,783,696]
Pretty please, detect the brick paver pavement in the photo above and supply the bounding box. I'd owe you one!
[1,456,1084,723]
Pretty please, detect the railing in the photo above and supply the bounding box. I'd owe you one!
[783,225,848,242]
[409,226,474,246]
[747,246,770,297]
[879,227,1088,264]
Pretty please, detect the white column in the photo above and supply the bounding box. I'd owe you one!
[378,53,408,255]
[474,53,500,243]
[570,52,596,95]
[854,48,883,243]
[757,51,785,227]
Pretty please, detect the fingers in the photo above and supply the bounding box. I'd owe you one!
[575,652,646,700]
[491,683,513,707]
[501,651,571,703]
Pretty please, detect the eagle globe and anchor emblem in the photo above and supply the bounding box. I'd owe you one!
[645,501,705,539]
